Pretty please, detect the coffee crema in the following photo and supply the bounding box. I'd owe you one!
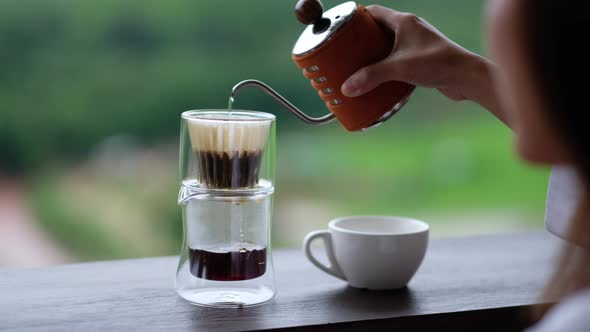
[187,115,270,189]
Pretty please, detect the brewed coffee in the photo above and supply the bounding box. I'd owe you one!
[187,115,270,189]
[189,243,267,281]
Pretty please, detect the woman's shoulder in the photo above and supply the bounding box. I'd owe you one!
[527,288,590,332]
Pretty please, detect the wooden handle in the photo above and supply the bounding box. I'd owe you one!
[295,0,323,25]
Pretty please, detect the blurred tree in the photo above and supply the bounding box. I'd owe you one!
[0,0,485,173]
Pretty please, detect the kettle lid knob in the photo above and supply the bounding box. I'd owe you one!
[292,1,357,56]
[295,0,324,25]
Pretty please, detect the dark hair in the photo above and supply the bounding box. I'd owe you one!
[523,0,590,318]
[524,1,590,190]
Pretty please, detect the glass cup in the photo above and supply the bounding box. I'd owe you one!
[175,110,276,308]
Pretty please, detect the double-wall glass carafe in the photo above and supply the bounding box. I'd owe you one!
[175,110,276,308]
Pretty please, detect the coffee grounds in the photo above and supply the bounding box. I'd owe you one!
[195,150,263,188]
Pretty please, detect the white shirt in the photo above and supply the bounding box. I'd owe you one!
[528,166,590,331]
[526,288,590,332]
[545,166,582,241]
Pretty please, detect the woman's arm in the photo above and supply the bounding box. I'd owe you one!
[341,5,509,127]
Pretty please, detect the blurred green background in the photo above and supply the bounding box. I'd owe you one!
[0,0,548,264]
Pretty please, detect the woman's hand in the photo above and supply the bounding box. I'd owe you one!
[341,6,507,124]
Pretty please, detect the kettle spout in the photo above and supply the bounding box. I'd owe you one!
[230,79,336,125]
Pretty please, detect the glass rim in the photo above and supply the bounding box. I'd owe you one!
[178,182,275,205]
[181,109,275,122]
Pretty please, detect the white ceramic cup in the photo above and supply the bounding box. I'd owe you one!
[303,216,429,290]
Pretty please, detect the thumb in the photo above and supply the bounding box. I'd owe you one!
[341,59,398,97]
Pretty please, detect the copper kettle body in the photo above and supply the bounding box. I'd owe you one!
[232,0,414,131]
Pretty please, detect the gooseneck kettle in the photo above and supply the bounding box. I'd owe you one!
[231,0,415,131]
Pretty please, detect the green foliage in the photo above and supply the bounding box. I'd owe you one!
[1,0,549,260]
[30,176,123,260]
[0,0,485,172]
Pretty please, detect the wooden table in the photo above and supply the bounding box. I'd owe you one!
[0,231,561,331]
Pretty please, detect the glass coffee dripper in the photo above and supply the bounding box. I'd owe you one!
[176,110,276,308]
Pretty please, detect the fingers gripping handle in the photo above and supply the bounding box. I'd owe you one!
[303,230,346,280]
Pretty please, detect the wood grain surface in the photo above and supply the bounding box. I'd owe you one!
[0,231,562,331]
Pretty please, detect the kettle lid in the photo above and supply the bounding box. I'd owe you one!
[292,1,357,56]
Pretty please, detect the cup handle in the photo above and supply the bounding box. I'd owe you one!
[303,230,346,280]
